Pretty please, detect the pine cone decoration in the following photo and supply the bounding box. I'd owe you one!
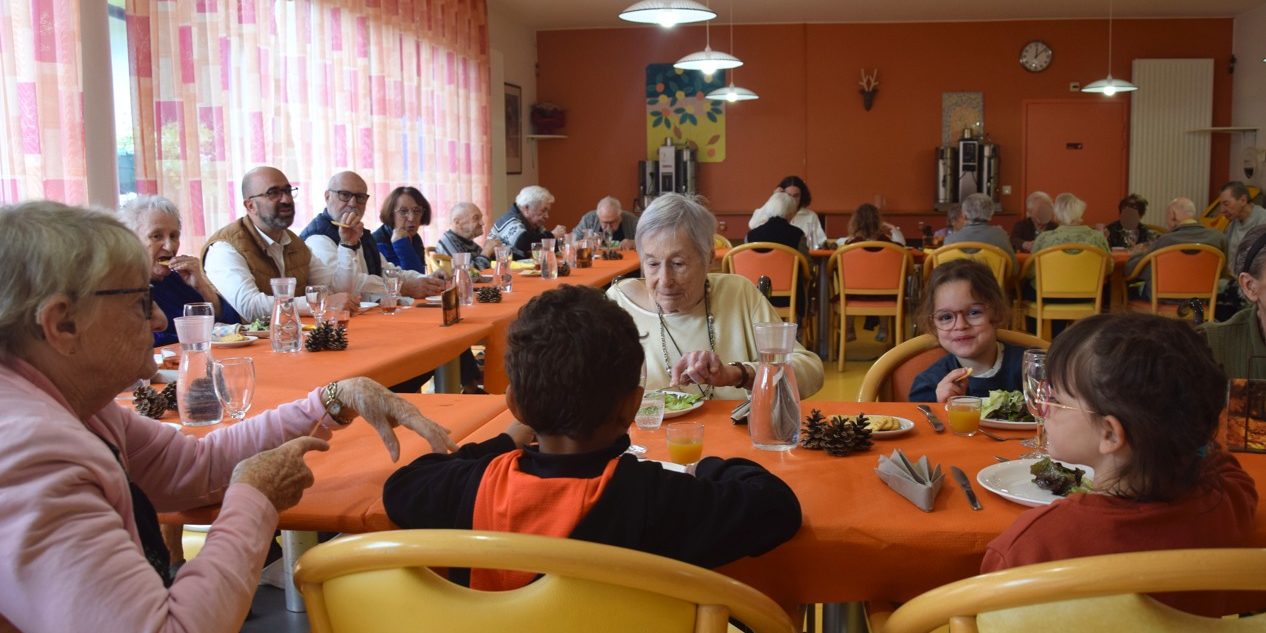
[557,261,571,277]
[182,377,223,420]
[305,321,334,352]
[159,382,177,411]
[800,410,874,456]
[476,287,502,303]
[328,323,348,351]
[133,385,168,419]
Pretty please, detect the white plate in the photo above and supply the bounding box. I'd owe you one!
[359,301,378,309]
[864,415,916,438]
[658,391,705,419]
[976,458,1095,508]
[211,335,258,349]
[981,416,1038,430]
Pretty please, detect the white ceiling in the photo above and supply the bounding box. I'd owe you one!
[491,0,1266,30]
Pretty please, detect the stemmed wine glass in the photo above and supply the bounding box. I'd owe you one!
[212,357,256,420]
[305,284,329,325]
[1021,349,1048,458]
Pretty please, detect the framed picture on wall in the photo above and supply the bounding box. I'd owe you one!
[505,83,523,175]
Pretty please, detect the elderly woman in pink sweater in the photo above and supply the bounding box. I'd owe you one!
[0,201,456,633]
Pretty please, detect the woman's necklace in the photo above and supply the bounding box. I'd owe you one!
[656,279,716,399]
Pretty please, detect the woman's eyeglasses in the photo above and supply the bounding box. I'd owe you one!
[931,305,990,331]
[93,287,153,318]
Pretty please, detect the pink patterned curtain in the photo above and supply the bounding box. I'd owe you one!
[125,0,490,251]
[0,0,88,204]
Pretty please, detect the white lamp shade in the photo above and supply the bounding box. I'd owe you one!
[618,1,716,27]
[706,83,759,102]
[1081,75,1138,96]
[673,47,743,75]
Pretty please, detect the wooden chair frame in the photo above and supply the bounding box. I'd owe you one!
[873,548,1266,633]
[1124,243,1225,319]
[1017,243,1110,341]
[294,530,797,633]
[828,241,913,371]
[923,241,1014,292]
[722,241,812,324]
[856,330,1049,402]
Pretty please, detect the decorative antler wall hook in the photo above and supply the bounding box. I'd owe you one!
[859,69,879,111]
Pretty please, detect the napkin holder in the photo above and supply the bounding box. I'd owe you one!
[875,449,944,512]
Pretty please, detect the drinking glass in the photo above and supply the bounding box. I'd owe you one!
[628,362,655,455]
[946,395,981,437]
[1021,349,1048,456]
[212,357,255,420]
[665,422,705,467]
[635,390,665,431]
[183,302,214,318]
[381,275,402,315]
[530,242,543,270]
[304,284,329,324]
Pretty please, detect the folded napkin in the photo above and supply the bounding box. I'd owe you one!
[876,449,944,512]
[211,323,241,338]
[510,259,536,270]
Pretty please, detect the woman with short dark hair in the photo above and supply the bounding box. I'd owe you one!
[372,186,432,272]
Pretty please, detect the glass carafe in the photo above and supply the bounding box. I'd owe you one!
[493,245,513,293]
[540,237,558,280]
[173,315,223,427]
[269,277,302,353]
[452,252,475,306]
[749,322,800,451]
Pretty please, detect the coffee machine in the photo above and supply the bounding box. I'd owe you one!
[935,129,999,207]
[635,138,699,212]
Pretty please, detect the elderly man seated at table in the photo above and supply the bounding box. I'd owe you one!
[0,200,455,633]
[490,185,567,259]
[1125,197,1227,299]
[118,195,241,347]
[944,192,1017,270]
[1219,180,1266,277]
[437,202,499,270]
[575,196,639,249]
[1202,224,1266,379]
[607,194,823,400]
[298,171,445,301]
[1011,191,1060,253]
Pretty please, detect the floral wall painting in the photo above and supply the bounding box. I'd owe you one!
[646,64,726,162]
[506,83,523,175]
[942,92,984,145]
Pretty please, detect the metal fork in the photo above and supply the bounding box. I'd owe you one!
[979,428,1022,442]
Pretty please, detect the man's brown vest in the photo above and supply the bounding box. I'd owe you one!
[201,216,312,293]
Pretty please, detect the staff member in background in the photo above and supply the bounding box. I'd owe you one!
[371,185,432,273]
[490,185,566,259]
[1012,191,1059,253]
[575,196,638,249]
[118,195,241,347]
[776,175,828,249]
[437,202,500,270]
[1106,194,1155,249]
[0,200,456,633]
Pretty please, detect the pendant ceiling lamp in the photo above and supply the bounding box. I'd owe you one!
[618,0,715,28]
[674,7,741,80]
[706,0,757,102]
[1081,0,1138,96]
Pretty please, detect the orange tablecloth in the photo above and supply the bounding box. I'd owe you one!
[405,400,1266,609]
[163,393,509,532]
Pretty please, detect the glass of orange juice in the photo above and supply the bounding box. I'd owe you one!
[946,396,981,437]
[665,422,705,466]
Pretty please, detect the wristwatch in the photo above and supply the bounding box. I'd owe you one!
[339,241,360,250]
[729,362,753,390]
[322,381,356,425]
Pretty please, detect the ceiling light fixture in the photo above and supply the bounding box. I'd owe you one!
[674,4,741,80]
[618,0,715,28]
[1081,0,1138,96]
[706,0,758,102]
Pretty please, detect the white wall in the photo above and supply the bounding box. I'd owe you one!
[488,0,538,217]
[1231,4,1266,189]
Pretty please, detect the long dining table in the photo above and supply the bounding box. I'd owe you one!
[168,395,1266,617]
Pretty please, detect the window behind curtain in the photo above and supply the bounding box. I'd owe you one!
[124,0,490,252]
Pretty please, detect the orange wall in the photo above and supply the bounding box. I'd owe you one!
[536,19,1233,231]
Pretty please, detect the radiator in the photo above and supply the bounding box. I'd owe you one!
[1128,58,1214,225]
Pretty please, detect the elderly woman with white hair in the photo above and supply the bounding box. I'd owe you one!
[119,195,240,346]
[489,185,567,259]
[0,201,456,633]
[608,194,824,400]
[1030,192,1113,273]
[746,191,808,255]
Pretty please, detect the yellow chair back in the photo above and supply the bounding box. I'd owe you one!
[426,247,453,277]
[1032,244,1108,297]
[926,241,1013,290]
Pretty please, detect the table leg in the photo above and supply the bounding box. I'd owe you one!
[820,602,868,633]
[282,529,317,612]
[433,356,462,393]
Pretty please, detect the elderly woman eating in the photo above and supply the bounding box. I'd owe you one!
[0,201,456,633]
[119,195,241,346]
[607,194,824,400]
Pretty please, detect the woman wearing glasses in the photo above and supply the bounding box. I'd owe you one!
[0,201,458,633]
[909,260,1026,402]
[371,186,432,272]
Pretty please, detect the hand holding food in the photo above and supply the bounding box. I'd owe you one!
[934,367,971,403]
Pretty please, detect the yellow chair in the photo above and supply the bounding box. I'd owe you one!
[829,241,913,370]
[924,242,1014,292]
[294,530,798,633]
[856,331,1048,402]
[722,242,812,323]
[1018,243,1110,341]
[1143,222,1168,235]
[713,234,733,249]
[1125,243,1224,319]
[425,247,453,277]
[873,548,1266,633]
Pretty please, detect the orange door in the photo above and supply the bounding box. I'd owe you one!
[1022,100,1128,227]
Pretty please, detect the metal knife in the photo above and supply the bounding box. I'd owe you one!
[915,404,946,433]
[950,466,983,511]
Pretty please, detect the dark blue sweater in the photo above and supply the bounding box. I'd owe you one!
[908,342,1027,403]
